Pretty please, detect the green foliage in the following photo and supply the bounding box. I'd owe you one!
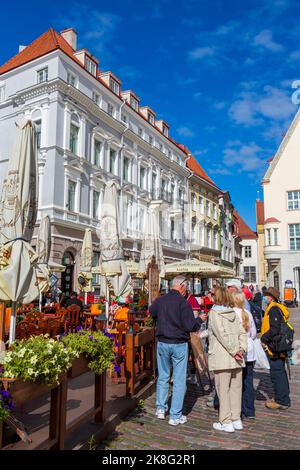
[87,434,97,450]
[61,329,115,375]
[1,335,75,385]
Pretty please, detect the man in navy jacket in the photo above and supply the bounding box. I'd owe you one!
[149,275,202,425]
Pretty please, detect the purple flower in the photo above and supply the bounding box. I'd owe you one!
[89,335,93,340]
[76,326,83,332]
[114,364,121,373]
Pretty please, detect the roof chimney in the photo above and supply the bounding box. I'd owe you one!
[60,28,77,50]
[19,45,27,53]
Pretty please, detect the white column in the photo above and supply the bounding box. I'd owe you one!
[156,167,161,198]
[148,164,152,194]
[63,104,71,150]
[89,186,93,218]
[91,133,95,165]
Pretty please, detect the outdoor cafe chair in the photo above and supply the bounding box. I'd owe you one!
[16,320,43,340]
[63,305,82,332]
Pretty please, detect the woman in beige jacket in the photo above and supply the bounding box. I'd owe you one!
[208,287,248,433]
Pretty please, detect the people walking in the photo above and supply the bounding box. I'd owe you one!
[261,287,291,410]
[231,290,257,419]
[149,276,202,426]
[208,286,248,433]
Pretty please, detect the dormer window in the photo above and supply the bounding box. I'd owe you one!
[131,97,139,111]
[163,125,169,137]
[85,57,97,76]
[37,67,48,83]
[110,78,120,95]
[148,113,155,125]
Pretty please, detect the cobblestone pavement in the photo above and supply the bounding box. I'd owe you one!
[101,310,300,450]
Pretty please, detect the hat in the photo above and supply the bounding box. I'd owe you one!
[225,279,242,289]
[264,287,280,301]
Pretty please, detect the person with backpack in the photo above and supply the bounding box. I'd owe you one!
[261,287,293,410]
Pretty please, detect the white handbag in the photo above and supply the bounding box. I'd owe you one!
[253,338,270,370]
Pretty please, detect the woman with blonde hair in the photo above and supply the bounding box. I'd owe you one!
[231,289,257,419]
[208,286,248,433]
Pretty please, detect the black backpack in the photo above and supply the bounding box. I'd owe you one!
[248,300,262,333]
[271,315,294,353]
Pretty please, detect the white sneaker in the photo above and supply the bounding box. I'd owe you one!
[155,409,165,420]
[232,419,243,430]
[213,422,235,433]
[169,415,187,426]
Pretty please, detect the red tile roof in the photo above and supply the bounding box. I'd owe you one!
[0,29,83,75]
[256,200,265,226]
[264,217,280,223]
[177,144,220,190]
[234,210,257,239]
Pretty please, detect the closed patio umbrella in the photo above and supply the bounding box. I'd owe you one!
[78,228,93,303]
[0,119,39,342]
[139,200,165,275]
[36,215,51,307]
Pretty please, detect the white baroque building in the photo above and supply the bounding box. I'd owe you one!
[0,28,190,294]
[262,107,300,298]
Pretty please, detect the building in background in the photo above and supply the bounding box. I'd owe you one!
[256,199,266,288]
[0,28,189,294]
[236,211,258,287]
[262,108,300,298]
[218,191,235,273]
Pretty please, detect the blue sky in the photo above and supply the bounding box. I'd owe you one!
[2,0,300,229]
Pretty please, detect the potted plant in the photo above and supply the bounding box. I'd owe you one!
[61,328,115,378]
[0,335,75,405]
[0,389,14,421]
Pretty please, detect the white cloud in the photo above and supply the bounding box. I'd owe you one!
[193,91,203,100]
[254,30,284,52]
[214,101,227,110]
[222,141,267,178]
[229,86,295,127]
[177,126,194,137]
[289,50,300,61]
[188,46,215,60]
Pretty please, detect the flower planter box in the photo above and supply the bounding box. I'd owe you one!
[69,354,90,378]
[0,375,65,406]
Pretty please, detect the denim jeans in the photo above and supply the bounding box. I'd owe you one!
[156,341,188,420]
[242,361,255,417]
[268,356,291,407]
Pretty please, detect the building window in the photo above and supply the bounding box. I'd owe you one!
[168,150,172,159]
[131,97,139,111]
[266,228,271,246]
[121,113,127,123]
[152,173,157,197]
[207,228,211,248]
[191,193,197,211]
[274,227,278,245]
[199,196,203,214]
[34,120,41,149]
[140,166,146,190]
[214,230,218,250]
[289,224,300,250]
[225,246,228,260]
[123,157,130,182]
[94,140,102,166]
[92,190,100,219]
[149,135,153,145]
[229,248,231,261]
[179,189,183,204]
[107,103,114,117]
[148,113,155,125]
[92,91,100,105]
[109,149,117,174]
[213,203,217,220]
[244,266,256,283]
[0,84,5,103]
[159,143,163,152]
[163,125,169,137]
[110,78,120,95]
[192,220,197,243]
[70,123,79,154]
[139,207,145,232]
[85,57,96,76]
[287,190,300,210]
[206,200,210,217]
[68,180,76,212]
[245,246,252,258]
[138,127,143,138]
[37,67,48,83]
[67,71,77,87]
[92,253,100,285]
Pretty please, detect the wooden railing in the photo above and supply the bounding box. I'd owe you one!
[125,327,156,397]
